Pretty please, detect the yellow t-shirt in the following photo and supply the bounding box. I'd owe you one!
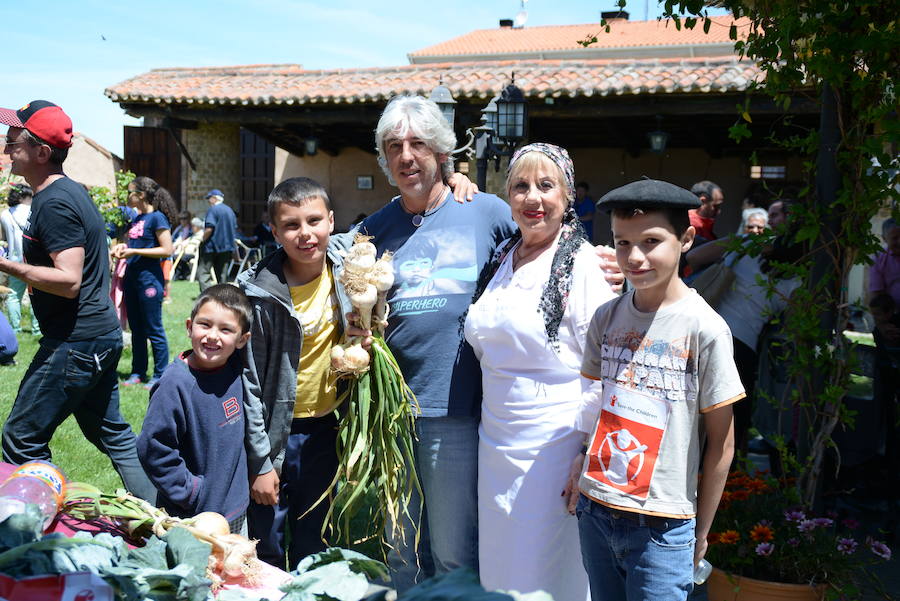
[290,266,340,418]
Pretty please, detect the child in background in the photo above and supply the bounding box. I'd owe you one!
[569,179,745,601]
[137,284,252,533]
[237,177,353,570]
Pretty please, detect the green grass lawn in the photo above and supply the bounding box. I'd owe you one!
[0,280,198,492]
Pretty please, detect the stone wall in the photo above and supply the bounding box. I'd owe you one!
[180,122,241,218]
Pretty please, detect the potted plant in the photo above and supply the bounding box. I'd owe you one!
[704,469,892,600]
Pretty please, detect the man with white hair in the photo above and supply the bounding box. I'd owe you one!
[198,188,238,291]
[356,95,517,589]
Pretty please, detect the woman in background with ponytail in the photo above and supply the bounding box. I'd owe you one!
[113,176,176,390]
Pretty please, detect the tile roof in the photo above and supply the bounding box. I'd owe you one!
[106,57,762,108]
[408,16,751,61]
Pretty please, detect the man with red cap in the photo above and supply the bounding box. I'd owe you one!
[0,101,155,501]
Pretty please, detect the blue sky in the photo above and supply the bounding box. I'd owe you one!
[5,0,725,156]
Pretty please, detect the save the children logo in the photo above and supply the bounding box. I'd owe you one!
[597,428,649,486]
[585,383,670,500]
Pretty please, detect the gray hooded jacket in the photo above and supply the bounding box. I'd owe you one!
[237,234,353,476]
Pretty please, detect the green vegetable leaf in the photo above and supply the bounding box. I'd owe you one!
[294,547,388,581]
[123,536,170,570]
[164,526,211,575]
[50,532,123,573]
[282,561,370,600]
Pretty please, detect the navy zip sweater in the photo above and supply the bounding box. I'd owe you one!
[137,351,249,521]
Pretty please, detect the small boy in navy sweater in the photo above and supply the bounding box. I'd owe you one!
[138,284,252,532]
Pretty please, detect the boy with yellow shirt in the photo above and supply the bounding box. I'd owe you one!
[237,177,354,569]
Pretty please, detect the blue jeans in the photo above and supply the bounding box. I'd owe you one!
[577,495,695,601]
[1,331,156,501]
[123,269,168,380]
[387,416,479,592]
[248,415,339,571]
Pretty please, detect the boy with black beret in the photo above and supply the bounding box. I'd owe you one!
[570,179,745,600]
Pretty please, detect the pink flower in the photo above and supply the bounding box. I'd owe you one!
[787,537,800,547]
[784,509,806,522]
[841,518,860,530]
[812,518,833,528]
[755,542,775,556]
[797,519,817,533]
[837,538,857,555]
[867,538,892,561]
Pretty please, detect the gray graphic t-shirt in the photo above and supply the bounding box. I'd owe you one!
[359,191,515,417]
[579,290,745,516]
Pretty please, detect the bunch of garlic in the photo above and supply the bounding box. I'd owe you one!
[332,234,396,376]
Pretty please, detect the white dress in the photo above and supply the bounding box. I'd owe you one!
[464,238,616,601]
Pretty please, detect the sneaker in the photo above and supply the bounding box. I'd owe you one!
[121,374,143,386]
[0,359,16,367]
[143,378,161,390]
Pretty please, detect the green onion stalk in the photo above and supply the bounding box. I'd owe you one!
[319,235,423,559]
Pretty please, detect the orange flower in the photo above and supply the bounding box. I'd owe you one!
[746,479,770,493]
[719,530,741,544]
[750,524,775,542]
[730,489,751,501]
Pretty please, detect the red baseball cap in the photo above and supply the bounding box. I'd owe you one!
[0,100,74,149]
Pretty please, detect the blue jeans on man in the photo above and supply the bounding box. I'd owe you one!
[248,414,339,571]
[387,416,479,592]
[0,330,156,502]
[576,494,695,601]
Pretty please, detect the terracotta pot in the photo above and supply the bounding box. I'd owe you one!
[706,567,826,601]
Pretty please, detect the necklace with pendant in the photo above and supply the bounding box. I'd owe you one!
[405,187,448,228]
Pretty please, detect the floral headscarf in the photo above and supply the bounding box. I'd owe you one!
[509,142,576,201]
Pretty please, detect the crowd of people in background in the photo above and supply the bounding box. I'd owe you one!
[0,96,897,601]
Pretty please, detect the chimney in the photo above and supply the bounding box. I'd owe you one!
[600,10,629,22]
[499,18,514,28]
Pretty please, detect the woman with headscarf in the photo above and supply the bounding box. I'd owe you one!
[464,144,616,599]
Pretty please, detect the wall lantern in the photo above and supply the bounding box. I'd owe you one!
[482,95,499,134]
[428,74,528,191]
[647,115,669,154]
[305,136,319,156]
[496,81,527,141]
[429,79,457,128]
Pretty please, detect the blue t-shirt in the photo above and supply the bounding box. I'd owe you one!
[203,202,238,254]
[359,191,516,417]
[125,211,170,277]
[575,196,595,241]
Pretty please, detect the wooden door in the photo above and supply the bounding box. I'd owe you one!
[239,128,275,234]
[124,126,183,207]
